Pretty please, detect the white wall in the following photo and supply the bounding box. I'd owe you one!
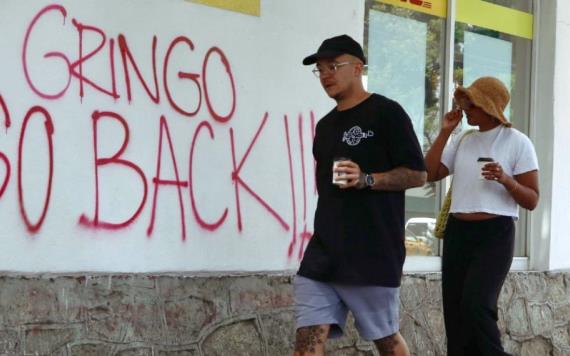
[0,0,364,272]
[549,0,570,270]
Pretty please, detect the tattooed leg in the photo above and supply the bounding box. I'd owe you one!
[374,332,410,356]
[293,325,329,356]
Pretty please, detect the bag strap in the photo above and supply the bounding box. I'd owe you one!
[448,129,477,188]
[457,129,477,146]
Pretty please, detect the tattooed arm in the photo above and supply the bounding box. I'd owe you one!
[336,162,426,191]
[371,167,426,191]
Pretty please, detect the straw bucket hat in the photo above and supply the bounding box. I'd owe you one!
[454,76,511,127]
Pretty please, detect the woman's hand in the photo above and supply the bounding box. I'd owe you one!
[481,161,508,184]
[442,109,462,134]
[482,162,540,210]
[424,109,461,182]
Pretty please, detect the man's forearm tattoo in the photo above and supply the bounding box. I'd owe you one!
[377,167,426,191]
[374,334,399,355]
[294,326,326,354]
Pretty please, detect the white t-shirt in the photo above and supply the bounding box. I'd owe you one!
[441,125,539,218]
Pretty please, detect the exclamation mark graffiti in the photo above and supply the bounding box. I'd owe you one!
[284,114,298,258]
[286,111,315,260]
[297,113,312,260]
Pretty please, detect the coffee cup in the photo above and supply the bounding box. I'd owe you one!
[477,157,494,179]
[332,157,349,185]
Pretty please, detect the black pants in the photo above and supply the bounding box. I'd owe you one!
[442,215,514,356]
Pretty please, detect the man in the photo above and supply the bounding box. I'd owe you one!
[293,34,427,356]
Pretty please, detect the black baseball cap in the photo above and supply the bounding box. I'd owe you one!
[302,34,366,65]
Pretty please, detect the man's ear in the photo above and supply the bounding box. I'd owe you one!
[354,63,363,76]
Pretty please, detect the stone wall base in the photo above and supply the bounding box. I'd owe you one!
[0,271,568,355]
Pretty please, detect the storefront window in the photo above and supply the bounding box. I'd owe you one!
[365,0,446,256]
[364,0,534,257]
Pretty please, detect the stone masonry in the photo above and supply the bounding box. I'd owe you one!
[0,271,568,355]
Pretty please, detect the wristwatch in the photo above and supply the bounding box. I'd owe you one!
[364,173,375,188]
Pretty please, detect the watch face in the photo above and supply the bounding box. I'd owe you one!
[365,174,374,187]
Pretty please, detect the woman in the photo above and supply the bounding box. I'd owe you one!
[424,76,539,356]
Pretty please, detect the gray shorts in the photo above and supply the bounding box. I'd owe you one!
[293,275,400,341]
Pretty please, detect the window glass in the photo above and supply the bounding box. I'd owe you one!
[364,0,446,256]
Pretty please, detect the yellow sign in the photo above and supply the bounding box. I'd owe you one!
[378,0,533,39]
[187,0,260,17]
[457,0,533,39]
[377,0,447,18]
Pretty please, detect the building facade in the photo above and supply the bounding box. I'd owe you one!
[0,0,568,354]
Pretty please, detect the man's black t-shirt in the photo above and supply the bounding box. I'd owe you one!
[297,94,425,287]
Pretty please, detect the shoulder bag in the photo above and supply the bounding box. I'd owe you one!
[434,129,476,239]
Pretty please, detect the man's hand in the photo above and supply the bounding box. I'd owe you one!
[333,160,365,189]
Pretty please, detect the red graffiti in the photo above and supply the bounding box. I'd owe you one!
[118,34,160,104]
[6,4,321,261]
[0,99,14,200]
[79,111,148,230]
[287,113,316,260]
[298,114,307,221]
[0,95,12,198]
[284,115,298,257]
[310,111,316,195]
[0,95,10,130]
[163,36,201,117]
[2,101,315,252]
[22,5,71,100]
[0,152,9,199]
[202,47,236,123]
[230,112,290,232]
[71,19,119,100]
[297,114,313,259]
[189,121,228,231]
[17,106,55,233]
[23,4,237,122]
[147,116,189,239]
[0,95,11,199]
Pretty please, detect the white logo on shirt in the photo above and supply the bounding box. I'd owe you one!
[342,126,375,146]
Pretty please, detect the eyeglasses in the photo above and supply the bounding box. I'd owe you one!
[312,61,357,78]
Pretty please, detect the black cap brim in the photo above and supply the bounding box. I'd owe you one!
[302,50,344,65]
